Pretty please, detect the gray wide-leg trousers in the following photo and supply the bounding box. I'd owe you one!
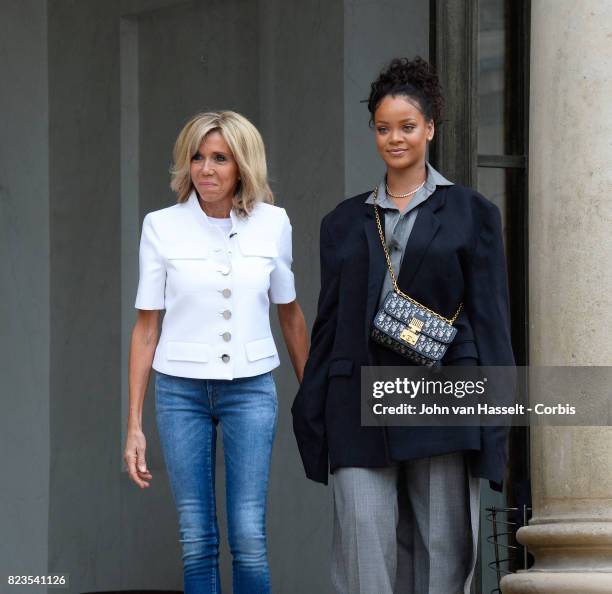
[331,452,480,594]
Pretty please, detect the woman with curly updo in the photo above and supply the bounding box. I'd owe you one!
[293,57,514,593]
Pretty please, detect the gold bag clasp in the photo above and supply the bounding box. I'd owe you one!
[400,317,424,346]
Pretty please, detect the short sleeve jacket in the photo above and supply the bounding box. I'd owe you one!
[135,191,296,380]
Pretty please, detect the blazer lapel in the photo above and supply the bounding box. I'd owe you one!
[396,187,447,292]
[363,201,387,341]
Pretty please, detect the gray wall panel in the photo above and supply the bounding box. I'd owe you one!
[0,2,50,593]
[137,0,259,216]
[47,1,124,592]
[260,1,344,592]
[344,0,430,197]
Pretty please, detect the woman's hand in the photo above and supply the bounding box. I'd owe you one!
[125,309,161,489]
[124,428,153,488]
[277,300,309,383]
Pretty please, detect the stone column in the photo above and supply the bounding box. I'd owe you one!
[501,1,612,593]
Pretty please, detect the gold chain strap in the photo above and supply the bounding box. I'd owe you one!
[372,186,462,325]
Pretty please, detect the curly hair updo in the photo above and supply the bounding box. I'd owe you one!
[367,56,443,128]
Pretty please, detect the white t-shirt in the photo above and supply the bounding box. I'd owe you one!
[208,216,233,236]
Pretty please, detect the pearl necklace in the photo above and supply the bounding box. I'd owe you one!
[385,178,426,199]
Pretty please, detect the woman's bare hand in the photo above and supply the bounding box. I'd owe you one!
[125,310,160,489]
[124,429,153,488]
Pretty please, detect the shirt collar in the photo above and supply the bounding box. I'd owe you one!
[423,161,453,188]
[365,161,453,210]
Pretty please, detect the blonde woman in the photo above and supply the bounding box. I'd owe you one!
[124,111,308,594]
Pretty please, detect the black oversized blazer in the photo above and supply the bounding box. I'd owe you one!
[291,183,516,492]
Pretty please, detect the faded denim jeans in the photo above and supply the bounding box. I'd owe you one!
[155,371,278,594]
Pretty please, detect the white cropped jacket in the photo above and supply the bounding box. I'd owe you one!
[135,191,296,380]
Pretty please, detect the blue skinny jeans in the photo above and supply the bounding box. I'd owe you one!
[155,370,277,594]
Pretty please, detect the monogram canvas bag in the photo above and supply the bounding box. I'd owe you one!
[370,186,462,366]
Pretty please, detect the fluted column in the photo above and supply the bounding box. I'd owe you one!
[501,1,612,592]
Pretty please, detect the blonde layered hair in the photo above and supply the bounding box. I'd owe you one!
[170,111,273,217]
